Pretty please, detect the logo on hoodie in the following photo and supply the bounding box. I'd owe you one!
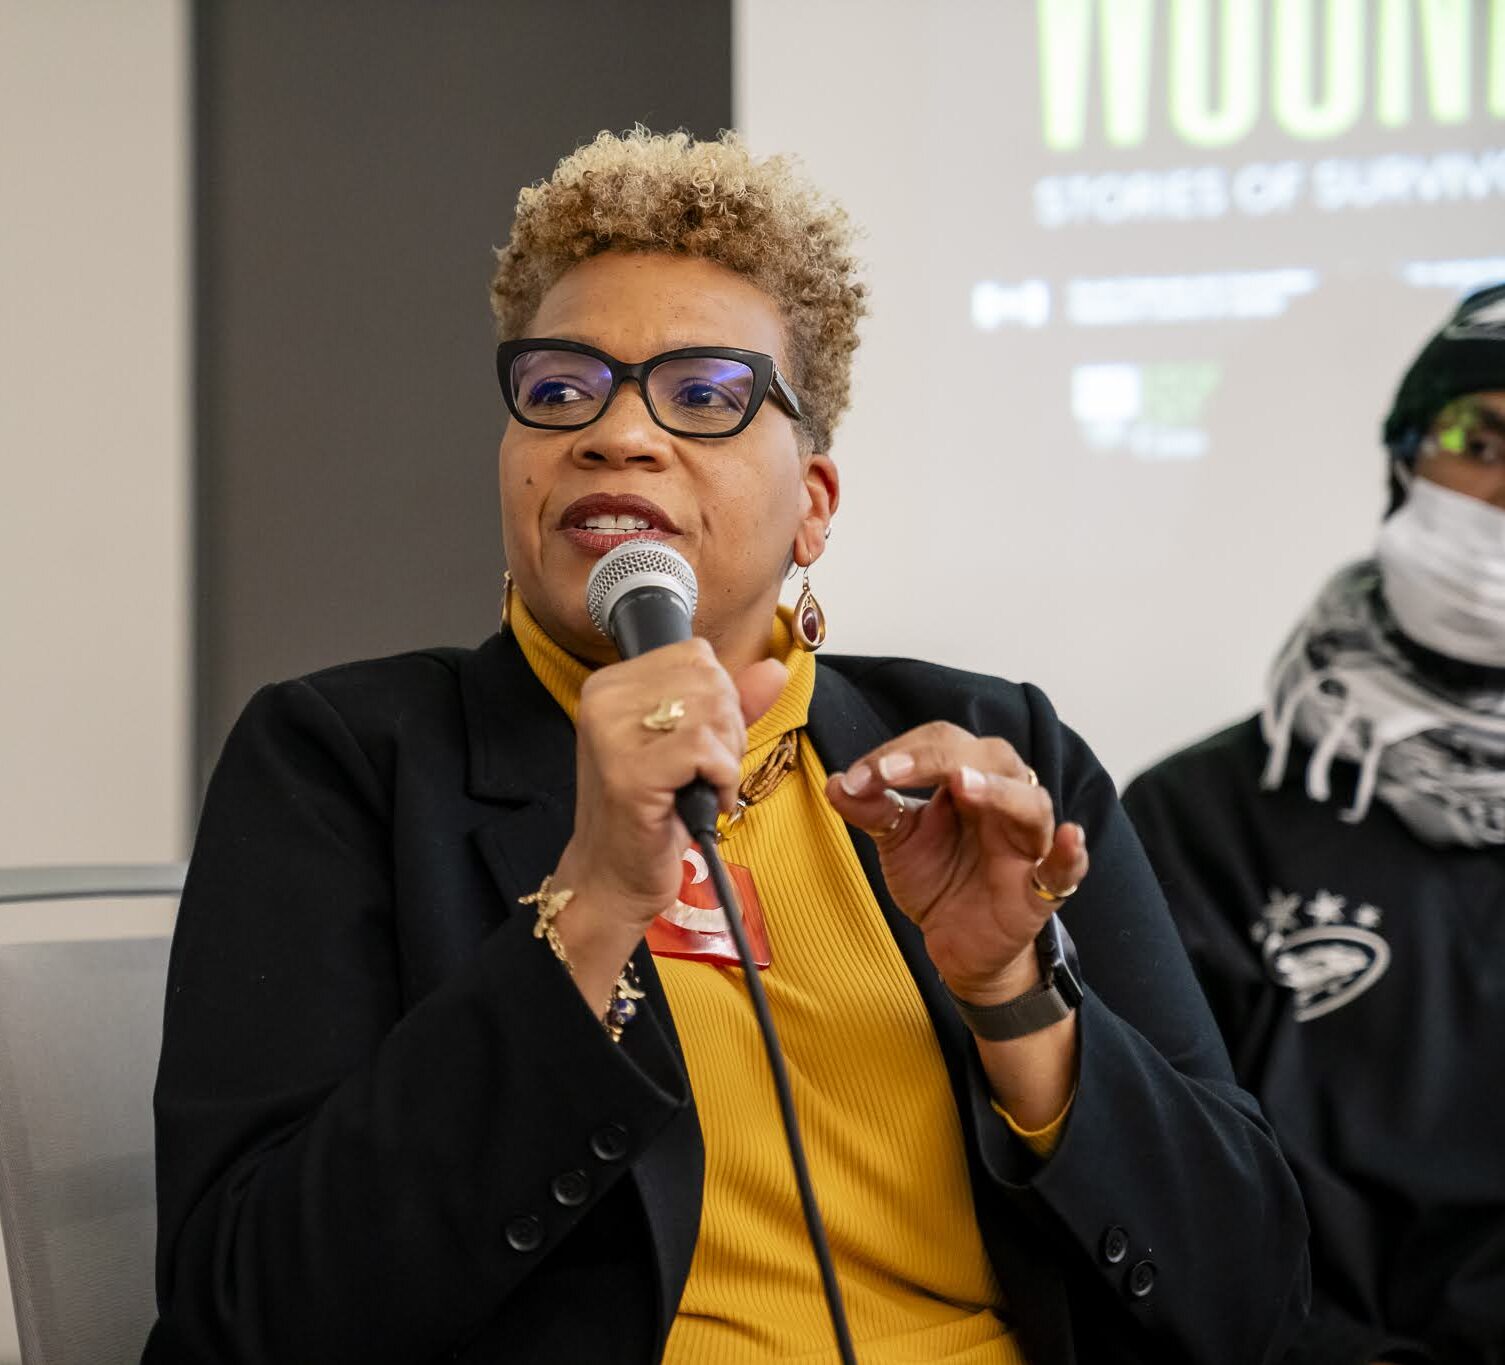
[1251,888,1391,1022]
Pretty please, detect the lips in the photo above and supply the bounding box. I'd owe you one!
[558,493,682,556]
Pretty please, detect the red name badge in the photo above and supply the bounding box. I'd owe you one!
[645,843,772,969]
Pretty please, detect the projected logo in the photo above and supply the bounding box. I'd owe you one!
[971,279,1051,330]
[1071,360,1221,459]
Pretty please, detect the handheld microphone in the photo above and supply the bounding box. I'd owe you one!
[583,537,857,1363]
[585,540,721,837]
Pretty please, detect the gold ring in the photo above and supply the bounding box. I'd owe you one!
[642,697,687,733]
[1029,865,1078,903]
[875,787,908,838]
[1023,765,1039,787]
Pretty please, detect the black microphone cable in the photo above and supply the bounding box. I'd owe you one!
[684,821,858,1365]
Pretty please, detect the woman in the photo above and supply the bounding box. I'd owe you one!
[1124,285,1505,1365]
[147,130,1307,1364]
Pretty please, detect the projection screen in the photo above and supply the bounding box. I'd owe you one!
[737,0,1505,781]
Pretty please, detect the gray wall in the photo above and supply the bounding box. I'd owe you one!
[194,0,733,789]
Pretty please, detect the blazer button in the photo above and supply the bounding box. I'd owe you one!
[1126,1259,1157,1299]
[551,1169,590,1207]
[590,1123,629,1161]
[504,1215,543,1253]
[1101,1226,1129,1265]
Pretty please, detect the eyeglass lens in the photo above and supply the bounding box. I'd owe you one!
[1426,399,1505,463]
[509,349,758,434]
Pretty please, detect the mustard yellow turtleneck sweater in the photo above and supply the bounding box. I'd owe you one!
[513,597,1065,1363]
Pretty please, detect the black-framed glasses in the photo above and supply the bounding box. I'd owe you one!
[496,338,803,439]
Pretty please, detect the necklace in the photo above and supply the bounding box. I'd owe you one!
[722,731,799,833]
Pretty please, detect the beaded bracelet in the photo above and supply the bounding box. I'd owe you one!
[521,875,644,1043]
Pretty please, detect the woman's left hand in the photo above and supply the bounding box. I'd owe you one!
[825,723,1088,1004]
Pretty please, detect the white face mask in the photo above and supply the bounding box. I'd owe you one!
[1376,476,1505,667]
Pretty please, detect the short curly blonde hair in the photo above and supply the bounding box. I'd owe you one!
[490,128,866,453]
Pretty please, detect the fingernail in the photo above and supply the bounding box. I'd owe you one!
[877,752,915,783]
[960,764,985,792]
[841,764,872,797]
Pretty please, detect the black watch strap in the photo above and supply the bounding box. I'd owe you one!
[945,977,1074,1040]
[945,917,1083,1041]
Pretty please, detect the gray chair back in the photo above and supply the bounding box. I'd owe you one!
[0,866,183,1365]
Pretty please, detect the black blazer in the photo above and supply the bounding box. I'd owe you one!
[146,632,1309,1364]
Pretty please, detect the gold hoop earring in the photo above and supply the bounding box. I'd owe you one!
[499,571,514,633]
[793,570,826,651]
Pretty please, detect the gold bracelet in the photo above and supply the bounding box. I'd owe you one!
[520,875,645,1044]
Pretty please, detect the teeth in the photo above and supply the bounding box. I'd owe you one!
[580,514,653,531]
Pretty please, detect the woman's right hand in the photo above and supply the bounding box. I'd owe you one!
[549,640,786,1002]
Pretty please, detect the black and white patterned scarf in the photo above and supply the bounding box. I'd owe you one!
[1262,561,1505,848]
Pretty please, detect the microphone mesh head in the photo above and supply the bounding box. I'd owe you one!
[585,540,699,637]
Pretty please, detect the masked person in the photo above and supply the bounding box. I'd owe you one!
[1123,284,1505,1365]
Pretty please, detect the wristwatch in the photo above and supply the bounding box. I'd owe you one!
[944,916,1084,1041]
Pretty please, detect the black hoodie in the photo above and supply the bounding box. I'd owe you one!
[1125,716,1505,1365]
